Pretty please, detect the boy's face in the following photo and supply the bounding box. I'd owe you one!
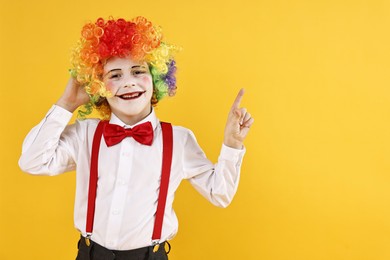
[103,56,153,125]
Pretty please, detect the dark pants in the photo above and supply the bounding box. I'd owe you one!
[76,236,169,260]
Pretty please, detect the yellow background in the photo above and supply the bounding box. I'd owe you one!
[1,0,390,259]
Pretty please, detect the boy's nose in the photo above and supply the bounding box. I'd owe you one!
[123,75,136,88]
[124,83,136,88]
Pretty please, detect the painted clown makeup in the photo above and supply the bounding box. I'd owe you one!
[103,56,154,125]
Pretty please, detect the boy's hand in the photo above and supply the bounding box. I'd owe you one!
[56,77,90,113]
[224,89,254,149]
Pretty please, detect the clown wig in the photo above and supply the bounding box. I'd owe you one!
[70,16,179,119]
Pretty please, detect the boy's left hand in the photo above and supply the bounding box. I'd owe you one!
[224,89,254,149]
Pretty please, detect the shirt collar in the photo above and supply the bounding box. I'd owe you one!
[109,108,158,131]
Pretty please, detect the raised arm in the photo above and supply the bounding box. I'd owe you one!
[183,89,253,207]
[19,77,89,175]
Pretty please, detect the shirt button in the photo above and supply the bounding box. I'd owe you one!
[118,179,127,185]
[112,209,120,215]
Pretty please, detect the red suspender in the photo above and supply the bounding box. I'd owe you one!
[86,120,106,239]
[152,122,173,242]
[86,121,173,246]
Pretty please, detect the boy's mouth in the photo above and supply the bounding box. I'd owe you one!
[116,91,145,100]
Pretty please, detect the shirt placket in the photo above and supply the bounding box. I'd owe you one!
[105,137,134,248]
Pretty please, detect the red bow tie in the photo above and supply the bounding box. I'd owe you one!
[103,121,154,146]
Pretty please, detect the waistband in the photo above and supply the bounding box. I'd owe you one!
[77,235,170,259]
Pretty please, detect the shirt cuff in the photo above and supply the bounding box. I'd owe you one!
[46,105,73,125]
[219,144,246,162]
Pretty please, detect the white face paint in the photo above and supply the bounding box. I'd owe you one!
[103,56,153,125]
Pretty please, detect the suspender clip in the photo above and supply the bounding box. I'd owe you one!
[85,233,92,247]
[152,240,160,252]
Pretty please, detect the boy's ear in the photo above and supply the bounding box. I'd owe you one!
[95,96,107,107]
[151,89,158,106]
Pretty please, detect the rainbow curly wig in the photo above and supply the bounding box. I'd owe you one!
[70,16,179,119]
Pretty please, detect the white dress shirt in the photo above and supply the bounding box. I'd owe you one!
[19,105,245,250]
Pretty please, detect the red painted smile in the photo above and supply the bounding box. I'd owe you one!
[116,91,146,100]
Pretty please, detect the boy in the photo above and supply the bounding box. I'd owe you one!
[19,17,253,260]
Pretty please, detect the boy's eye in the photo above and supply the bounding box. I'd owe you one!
[132,69,147,75]
[109,74,121,79]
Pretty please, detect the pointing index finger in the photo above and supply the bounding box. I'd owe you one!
[231,88,245,110]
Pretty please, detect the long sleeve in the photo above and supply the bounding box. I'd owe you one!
[18,105,80,175]
[181,129,245,208]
